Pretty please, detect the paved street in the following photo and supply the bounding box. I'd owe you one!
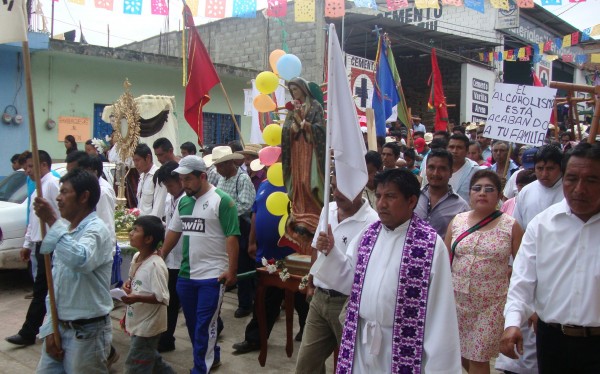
[0,269,333,373]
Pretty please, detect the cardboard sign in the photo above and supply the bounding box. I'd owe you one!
[57,116,91,143]
[484,83,556,146]
[346,53,375,116]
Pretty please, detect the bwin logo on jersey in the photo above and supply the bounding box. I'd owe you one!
[181,217,205,233]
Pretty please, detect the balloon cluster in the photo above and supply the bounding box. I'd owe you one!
[253,49,302,113]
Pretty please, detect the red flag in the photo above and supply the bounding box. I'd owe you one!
[427,48,449,132]
[183,4,220,144]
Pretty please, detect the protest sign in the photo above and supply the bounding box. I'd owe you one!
[484,83,556,146]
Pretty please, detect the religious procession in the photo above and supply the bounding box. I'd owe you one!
[2,0,600,373]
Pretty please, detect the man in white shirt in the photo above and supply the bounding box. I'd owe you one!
[514,145,564,229]
[501,142,600,373]
[153,137,179,165]
[155,161,185,353]
[133,143,166,219]
[412,116,426,134]
[313,168,461,373]
[6,151,60,346]
[503,147,536,201]
[295,176,378,373]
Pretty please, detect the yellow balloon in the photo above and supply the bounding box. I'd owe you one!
[267,162,284,187]
[278,214,288,237]
[256,71,279,95]
[266,191,289,216]
[262,124,282,146]
[269,49,286,75]
[253,94,276,113]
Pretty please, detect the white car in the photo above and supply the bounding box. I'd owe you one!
[0,163,114,269]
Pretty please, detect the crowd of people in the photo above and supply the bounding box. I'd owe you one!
[4,114,600,374]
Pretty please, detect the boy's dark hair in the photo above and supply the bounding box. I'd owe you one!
[374,168,421,200]
[134,143,153,159]
[383,142,401,158]
[85,155,104,178]
[403,148,417,161]
[152,137,174,152]
[427,148,453,170]
[11,154,20,163]
[180,142,197,155]
[65,150,89,165]
[156,161,180,184]
[534,144,563,167]
[133,215,165,250]
[516,169,537,186]
[429,138,448,150]
[434,130,450,142]
[453,126,466,134]
[26,150,52,168]
[60,169,100,209]
[365,150,382,170]
[449,134,470,149]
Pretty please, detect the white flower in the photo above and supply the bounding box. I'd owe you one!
[279,269,290,282]
[266,264,278,274]
[261,257,268,267]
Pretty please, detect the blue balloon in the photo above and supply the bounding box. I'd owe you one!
[276,54,302,81]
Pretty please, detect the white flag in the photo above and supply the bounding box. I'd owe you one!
[0,0,28,44]
[326,23,368,201]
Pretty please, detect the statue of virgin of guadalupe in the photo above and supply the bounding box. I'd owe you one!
[280,78,326,255]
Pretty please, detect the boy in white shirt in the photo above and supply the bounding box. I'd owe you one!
[122,216,173,374]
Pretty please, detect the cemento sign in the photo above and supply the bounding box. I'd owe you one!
[346,53,375,116]
[484,83,557,146]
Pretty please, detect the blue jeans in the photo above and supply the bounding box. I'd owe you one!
[177,277,224,374]
[125,334,175,374]
[36,316,111,374]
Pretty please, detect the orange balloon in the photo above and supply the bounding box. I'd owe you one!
[253,94,276,113]
[269,49,286,75]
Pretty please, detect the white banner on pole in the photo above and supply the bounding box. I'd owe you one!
[0,0,28,44]
[484,83,557,147]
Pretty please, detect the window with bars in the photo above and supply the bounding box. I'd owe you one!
[203,112,240,145]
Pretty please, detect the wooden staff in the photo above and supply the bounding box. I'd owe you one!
[589,95,600,145]
[22,41,61,348]
[219,83,245,148]
[502,143,512,185]
[406,107,414,148]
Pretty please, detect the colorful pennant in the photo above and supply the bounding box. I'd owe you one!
[295,0,315,22]
[490,0,509,10]
[205,0,226,18]
[267,0,287,17]
[68,0,85,4]
[562,34,571,47]
[554,37,562,50]
[591,24,600,36]
[188,0,199,16]
[516,0,534,7]
[94,0,113,10]
[464,0,484,13]
[325,0,345,17]
[354,0,377,9]
[123,0,142,14]
[562,54,573,62]
[571,32,579,45]
[233,0,256,18]
[415,0,439,8]
[592,54,600,63]
[541,0,561,4]
[151,0,168,15]
[387,0,409,10]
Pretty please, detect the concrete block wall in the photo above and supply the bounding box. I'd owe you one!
[125,1,328,83]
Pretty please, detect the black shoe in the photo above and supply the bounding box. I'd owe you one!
[234,308,252,318]
[232,340,260,354]
[295,330,303,342]
[5,334,35,346]
[211,359,222,369]
[157,343,175,353]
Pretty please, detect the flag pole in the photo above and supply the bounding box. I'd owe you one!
[22,40,61,349]
[322,24,334,231]
[218,83,246,148]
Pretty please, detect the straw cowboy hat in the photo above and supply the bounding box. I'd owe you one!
[424,132,434,144]
[466,123,478,132]
[209,145,244,165]
[236,143,262,157]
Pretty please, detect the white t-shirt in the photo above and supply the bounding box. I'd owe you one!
[126,253,169,337]
[164,193,184,269]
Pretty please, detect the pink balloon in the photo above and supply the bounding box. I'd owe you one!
[259,146,281,166]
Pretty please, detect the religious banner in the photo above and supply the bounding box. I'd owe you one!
[484,83,557,147]
[346,53,376,116]
[0,0,28,44]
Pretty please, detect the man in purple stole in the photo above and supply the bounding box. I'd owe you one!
[313,169,461,373]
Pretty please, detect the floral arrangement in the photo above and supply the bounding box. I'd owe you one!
[91,135,111,154]
[115,207,140,233]
[261,257,291,282]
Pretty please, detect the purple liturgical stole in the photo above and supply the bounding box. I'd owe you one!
[336,214,437,374]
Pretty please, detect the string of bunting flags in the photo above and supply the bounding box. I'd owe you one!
[478,25,600,65]
[53,0,600,28]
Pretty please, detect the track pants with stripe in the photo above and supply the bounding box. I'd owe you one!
[177,277,224,374]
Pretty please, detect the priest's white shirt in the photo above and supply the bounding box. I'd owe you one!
[505,200,600,329]
[514,179,563,228]
[97,177,116,246]
[309,200,378,291]
[315,219,461,373]
[137,164,167,219]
